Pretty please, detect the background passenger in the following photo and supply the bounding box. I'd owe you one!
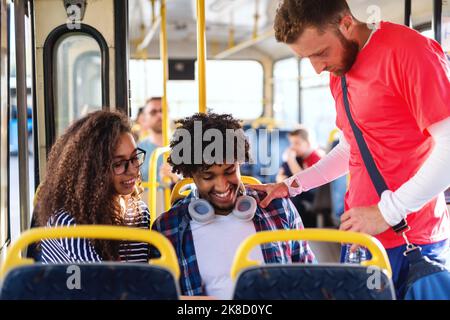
[138,97,180,215]
[131,106,146,142]
[34,110,151,263]
[276,127,324,227]
[152,112,316,299]
[277,127,324,181]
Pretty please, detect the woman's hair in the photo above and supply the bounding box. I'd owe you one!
[35,110,143,260]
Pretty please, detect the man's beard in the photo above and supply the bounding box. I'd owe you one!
[334,31,359,76]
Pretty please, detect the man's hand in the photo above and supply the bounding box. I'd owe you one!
[286,148,297,160]
[247,182,290,208]
[339,205,390,251]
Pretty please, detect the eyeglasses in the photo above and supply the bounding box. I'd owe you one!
[112,148,146,175]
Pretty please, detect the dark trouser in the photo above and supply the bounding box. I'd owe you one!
[290,191,316,227]
[385,239,450,299]
[340,239,450,299]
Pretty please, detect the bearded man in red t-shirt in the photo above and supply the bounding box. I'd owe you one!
[251,0,450,299]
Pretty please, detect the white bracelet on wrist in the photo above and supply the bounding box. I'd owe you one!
[283,176,303,197]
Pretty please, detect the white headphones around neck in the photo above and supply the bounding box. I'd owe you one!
[188,185,257,224]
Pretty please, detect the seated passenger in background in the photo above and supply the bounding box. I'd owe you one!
[138,97,179,215]
[277,127,324,179]
[152,112,316,299]
[131,106,146,142]
[276,127,324,227]
[34,110,151,263]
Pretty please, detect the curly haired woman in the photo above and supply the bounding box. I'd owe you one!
[34,110,151,263]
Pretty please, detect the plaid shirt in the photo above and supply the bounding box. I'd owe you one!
[152,188,316,296]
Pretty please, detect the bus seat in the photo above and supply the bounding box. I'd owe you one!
[231,229,396,300]
[140,146,172,226]
[170,176,262,206]
[0,226,180,300]
[170,178,194,206]
[241,123,290,184]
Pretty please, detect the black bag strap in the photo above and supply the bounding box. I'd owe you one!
[340,76,408,233]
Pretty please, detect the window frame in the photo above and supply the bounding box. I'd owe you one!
[0,0,10,252]
[272,56,301,124]
[43,24,110,153]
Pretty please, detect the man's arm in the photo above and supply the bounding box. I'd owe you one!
[250,133,350,208]
[378,116,450,226]
[283,133,350,197]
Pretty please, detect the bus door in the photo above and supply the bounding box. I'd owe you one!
[33,0,130,181]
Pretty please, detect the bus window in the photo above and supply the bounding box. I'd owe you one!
[7,2,34,241]
[299,59,336,150]
[54,34,102,137]
[205,60,263,119]
[129,59,263,120]
[421,29,434,39]
[443,0,450,62]
[411,0,433,34]
[0,0,8,251]
[273,57,300,126]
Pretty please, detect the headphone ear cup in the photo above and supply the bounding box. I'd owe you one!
[188,199,215,224]
[232,195,257,221]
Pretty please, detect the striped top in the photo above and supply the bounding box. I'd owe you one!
[40,200,151,264]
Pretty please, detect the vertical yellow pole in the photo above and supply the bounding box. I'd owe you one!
[228,11,235,48]
[228,27,235,48]
[196,0,207,113]
[253,0,260,39]
[159,0,170,211]
[160,0,169,147]
[159,0,171,214]
[151,0,156,24]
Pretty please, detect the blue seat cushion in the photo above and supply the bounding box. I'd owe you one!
[0,263,179,300]
[233,264,395,300]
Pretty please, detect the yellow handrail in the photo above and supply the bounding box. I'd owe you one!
[0,226,180,280]
[241,176,262,185]
[230,229,392,281]
[170,178,194,205]
[170,176,262,205]
[250,116,279,130]
[141,146,171,226]
[327,128,340,144]
[33,184,42,207]
[196,0,207,113]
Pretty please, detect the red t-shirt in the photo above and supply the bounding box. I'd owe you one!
[330,22,450,249]
[303,149,323,168]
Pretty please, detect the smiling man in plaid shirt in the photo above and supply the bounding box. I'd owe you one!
[152,113,315,299]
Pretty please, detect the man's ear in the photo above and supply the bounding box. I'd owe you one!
[338,14,355,39]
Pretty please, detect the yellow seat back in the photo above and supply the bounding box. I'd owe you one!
[170,175,262,206]
[0,226,180,280]
[230,229,392,281]
[140,146,171,226]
